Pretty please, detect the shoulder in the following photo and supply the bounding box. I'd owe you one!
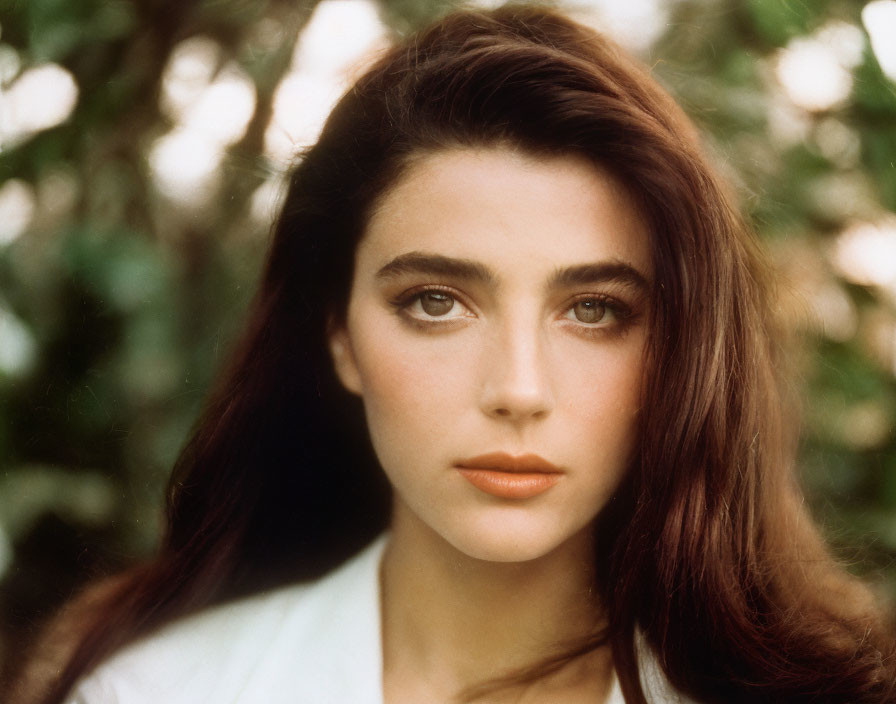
[67,536,387,704]
[68,584,302,704]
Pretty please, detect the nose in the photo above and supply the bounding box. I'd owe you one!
[478,319,554,423]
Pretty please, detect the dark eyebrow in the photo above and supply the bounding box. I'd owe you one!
[375,252,650,294]
[547,261,651,293]
[375,252,497,286]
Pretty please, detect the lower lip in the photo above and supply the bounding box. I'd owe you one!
[456,468,561,499]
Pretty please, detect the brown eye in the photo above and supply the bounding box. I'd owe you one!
[572,300,606,324]
[420,292,455,316]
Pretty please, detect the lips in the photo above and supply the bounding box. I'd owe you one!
[455,452,562,499]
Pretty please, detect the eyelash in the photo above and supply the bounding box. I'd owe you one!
[562,294,633,332]
[389,285,474,328]
[389,286,635,336]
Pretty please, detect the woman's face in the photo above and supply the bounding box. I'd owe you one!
[329,147,652,563]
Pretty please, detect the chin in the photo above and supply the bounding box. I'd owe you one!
[439,513,591,564]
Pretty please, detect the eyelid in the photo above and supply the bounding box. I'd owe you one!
[562,293,631,315]
[390,284,477,321]
[558,293,635,331]
[388,285,638,331]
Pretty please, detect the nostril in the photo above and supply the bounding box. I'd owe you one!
[489,405,550,420]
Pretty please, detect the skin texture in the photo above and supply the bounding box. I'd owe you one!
[330,147,652,565]
[328,147,653,702]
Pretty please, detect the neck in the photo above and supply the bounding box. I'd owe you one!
[380,501,612,703]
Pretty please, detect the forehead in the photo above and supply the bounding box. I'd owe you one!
[359,147,652,280]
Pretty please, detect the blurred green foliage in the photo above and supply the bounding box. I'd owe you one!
[1,0,895,680]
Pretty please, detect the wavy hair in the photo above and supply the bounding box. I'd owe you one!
[15,4,896,703]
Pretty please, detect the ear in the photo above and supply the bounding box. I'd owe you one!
[326,320,363,395]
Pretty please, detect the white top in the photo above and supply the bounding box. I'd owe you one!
[68,536,691,703]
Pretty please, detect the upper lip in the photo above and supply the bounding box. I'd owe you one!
[455,452,562,474]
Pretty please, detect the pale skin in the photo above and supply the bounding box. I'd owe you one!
[329,147,653,703]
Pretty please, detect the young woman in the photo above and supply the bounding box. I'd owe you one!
[13,4,896,703]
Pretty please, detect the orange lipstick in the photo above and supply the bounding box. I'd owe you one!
[455,452,561,499]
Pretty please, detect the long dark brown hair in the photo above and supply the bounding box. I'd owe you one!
[13,4,896,703]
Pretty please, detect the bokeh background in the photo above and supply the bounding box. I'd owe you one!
[1,0,895,683]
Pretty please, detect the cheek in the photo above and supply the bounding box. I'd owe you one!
[553,338,645,467]
[557,333,644,410]
[350,325,470,454]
